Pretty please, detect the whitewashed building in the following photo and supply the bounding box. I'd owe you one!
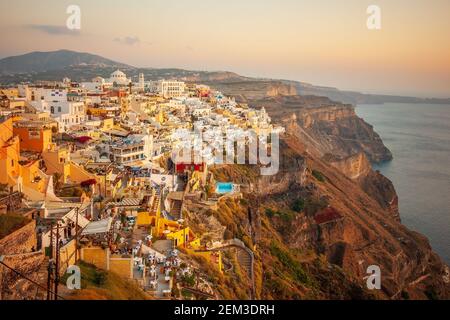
[150,80,186,98]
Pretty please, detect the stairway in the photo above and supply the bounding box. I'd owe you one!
[236,249,252,278]
[150,190,161,214]
[236,249,255,299]
[34,256,50,300]
[170,200,182,219]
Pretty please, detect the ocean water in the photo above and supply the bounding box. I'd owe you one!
[356,103,450,264]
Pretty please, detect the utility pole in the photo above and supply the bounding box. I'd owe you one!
[0,255,4,300]
[54,223,60,300]
[47,222,54,300]
[75,207,79,263]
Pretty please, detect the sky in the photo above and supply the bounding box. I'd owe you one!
[0,0,449,98]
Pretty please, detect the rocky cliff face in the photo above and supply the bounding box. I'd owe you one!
[282,103,393,163]
[325,152,372,180]
[210,133,449,299]
[255,97,398,220]
[205,88,448,299]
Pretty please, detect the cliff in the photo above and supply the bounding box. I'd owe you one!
[200,87,448,299]
[208,134,449,299]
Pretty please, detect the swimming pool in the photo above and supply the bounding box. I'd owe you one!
[216,182,234,194]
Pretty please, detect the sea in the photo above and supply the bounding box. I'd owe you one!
[356,103,450,265]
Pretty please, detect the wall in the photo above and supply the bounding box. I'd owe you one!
[136,212,153,226]
[0,220,37,255]
[109,257,133,279]
[13,126,52,153]
[167,227,190,247]
[81,247,109,270]
[59,239,77,274]
[0,251,46,300]
[69,163,98,184]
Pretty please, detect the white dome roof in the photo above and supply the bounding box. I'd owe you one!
[111,70,126,78]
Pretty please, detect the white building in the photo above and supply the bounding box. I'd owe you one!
[81,77,111,93]
[28,88,87,132]
[110,134,153,165]
[137,73,145,90]
[108,70,131,86]
[150,80,186,98]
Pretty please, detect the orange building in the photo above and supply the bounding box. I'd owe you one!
[13,122,53,153]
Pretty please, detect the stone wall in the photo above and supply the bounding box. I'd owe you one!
[0,251,46,300]
[0,220,37,255]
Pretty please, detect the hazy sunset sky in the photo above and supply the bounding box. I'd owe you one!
[1,0,449,97]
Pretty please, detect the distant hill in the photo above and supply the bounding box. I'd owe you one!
[0,49,448,104]
[0,50,131,74]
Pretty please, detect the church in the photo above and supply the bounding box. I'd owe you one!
[107,70,131,86]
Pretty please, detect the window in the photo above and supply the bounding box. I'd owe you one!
[50,106,54,114]
[58,107,61,112]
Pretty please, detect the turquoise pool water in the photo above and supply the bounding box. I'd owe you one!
[216,182,233,194]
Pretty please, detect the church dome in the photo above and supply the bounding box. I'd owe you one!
[111,70,126,78]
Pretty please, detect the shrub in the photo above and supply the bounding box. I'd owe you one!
[181,273,196,287]
[279,211,295,223]
[93,271,107,286]
[291,199,305,212]
[265,208,276,218]
[312,170,325,182]
[401,291,410,300]
[270,242,313,286]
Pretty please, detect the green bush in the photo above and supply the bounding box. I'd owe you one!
[279,211,295,223]
[265,208,276,218]
[270,242,313,286]
[312,170,325,182]
[93,271,107,286]
[181,273,196,287]
[291,199,305,212]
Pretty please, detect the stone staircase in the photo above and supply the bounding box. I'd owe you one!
[150,190,161,214]
[34,256,50,300]
[170,200,182,219]
[197,239,255,299]
[237,249,253,278]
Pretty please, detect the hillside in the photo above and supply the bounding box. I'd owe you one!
[0,50,130,74]
[61,261,150,300]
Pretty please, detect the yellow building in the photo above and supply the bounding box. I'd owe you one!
[0,116,21,188]
[102,118,114,131]
[0,116,57,200]
[0,88,19,99]
[87,107,108,117]
[42,145,71,183]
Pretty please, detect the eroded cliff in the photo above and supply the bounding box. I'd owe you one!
[202,91,448,299]
[208,134,449,299]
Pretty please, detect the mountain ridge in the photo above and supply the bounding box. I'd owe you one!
[1,49,449,105]
[0,49,131,74]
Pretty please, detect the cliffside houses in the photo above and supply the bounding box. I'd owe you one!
[0,71,284,299]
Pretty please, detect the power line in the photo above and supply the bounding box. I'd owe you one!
[0,258,65,300]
